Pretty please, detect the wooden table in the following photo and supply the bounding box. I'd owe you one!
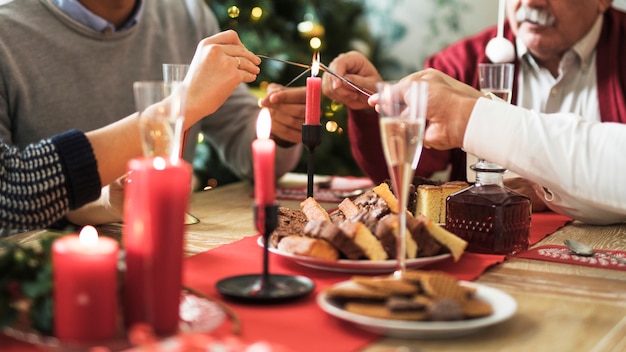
[5,181,626,351]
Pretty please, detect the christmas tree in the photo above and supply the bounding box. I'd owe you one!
[195,0,396,187]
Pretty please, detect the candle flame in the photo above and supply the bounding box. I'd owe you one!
[311,52,320,77]
[153,156,167,170]
[256,108,272,139]
[79,225,99,247]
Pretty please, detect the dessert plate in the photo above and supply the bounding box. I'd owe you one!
[317,280,517,339]
[259,236,451,274]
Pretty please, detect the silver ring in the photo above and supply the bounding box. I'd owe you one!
[236,56,241,69]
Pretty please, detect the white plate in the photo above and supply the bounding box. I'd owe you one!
[317,280,517,339]
[258,236,451,274]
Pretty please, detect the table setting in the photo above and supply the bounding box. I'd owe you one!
[3,16,626,351]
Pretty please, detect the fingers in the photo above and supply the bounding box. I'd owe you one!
[262,85,306,105]
[256,85,305,144]
[196,30,261,76]
[270,114,303,144]
[200,29,243,46]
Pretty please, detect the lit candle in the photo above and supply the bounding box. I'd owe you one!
[123,156,191,336]
[252,108,276,206]
[305,52,321,125]
[52,226,119,341]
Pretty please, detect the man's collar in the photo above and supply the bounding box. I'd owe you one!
[53,0,144,33]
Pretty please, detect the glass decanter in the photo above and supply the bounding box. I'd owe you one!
[445,160,531,255]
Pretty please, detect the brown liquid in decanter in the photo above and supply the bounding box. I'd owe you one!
[445,161,531,255]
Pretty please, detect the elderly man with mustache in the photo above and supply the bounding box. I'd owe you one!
[319,0,625,212]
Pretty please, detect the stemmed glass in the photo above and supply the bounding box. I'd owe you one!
[377,80,428,276]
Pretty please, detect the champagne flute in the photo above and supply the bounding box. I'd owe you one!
[377,81,428,276]
[163,63,190,161]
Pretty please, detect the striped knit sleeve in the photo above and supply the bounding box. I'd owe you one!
[0,129,101,231]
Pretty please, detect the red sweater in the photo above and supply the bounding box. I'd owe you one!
[348,8,626,184]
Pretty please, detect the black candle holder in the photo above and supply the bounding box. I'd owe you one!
[215,204,314,303]
[302,124,322,198]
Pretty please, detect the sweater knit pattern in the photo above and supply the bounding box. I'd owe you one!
[0,139,68,229]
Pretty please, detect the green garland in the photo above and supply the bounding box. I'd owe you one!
[0,234,60,335]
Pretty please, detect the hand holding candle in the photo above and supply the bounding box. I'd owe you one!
[53,226,119,342]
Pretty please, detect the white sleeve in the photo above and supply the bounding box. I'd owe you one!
[463,98,626,224]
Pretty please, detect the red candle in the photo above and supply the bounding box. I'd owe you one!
[252,108,276,206]
[305,52,321,125]
[53,226,119,341]
[123,156,191,336]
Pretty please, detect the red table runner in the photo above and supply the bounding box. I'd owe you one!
[182,212,571,351]
[1,212,570,351]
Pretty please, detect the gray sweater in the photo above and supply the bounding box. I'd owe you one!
[0,0,299,181]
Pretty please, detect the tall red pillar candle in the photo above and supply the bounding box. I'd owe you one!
[53,226,119,341]
[123,156,191,336]
[305,53,321,125]
[252,108,276,206]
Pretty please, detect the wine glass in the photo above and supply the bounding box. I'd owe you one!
[474,63,514,171]
[133,80,185,162]
[377,80,428,276]
[478,63,513,104]
[162,63,189,84]
[162,63,190,160]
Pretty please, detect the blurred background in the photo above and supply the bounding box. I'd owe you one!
[1,0,623,183]
[200,0,501,184]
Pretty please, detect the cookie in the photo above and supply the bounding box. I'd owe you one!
[325,280,391,300]
[419,272,468,302]
[345,302,429,321]
[352,275,420,296]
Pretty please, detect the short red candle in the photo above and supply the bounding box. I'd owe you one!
[123,156,191,336]
[252,108,276,206]
[53,226,119,342]
[305,53,321,125]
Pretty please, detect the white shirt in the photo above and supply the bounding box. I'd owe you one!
[517,15,603,120]
[464,97,626,225]
[467,16,604,182]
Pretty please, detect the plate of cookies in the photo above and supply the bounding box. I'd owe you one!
[261,236,452,273]
[267,182,468,274]
[317,270,517,339]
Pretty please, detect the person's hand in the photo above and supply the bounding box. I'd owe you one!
[65,175,127,225]
[369,69,481,150]
[183,30,261,126]
[259,83,306,145]
[322,51,381,111]
[504,177,549,212]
